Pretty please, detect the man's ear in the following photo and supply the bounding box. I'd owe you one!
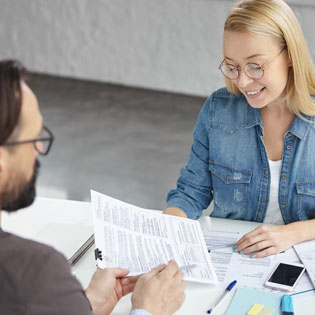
[0,148,8,176]
[0,150,4,197]
[0,150,3,174]
[0,148,9,195]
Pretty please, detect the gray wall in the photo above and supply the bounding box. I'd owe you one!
[1,0,314,96]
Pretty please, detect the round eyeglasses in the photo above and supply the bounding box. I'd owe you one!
[3,126,54,156]
[219,48,286,80]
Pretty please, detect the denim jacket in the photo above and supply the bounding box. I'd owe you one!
[167,87,315,223]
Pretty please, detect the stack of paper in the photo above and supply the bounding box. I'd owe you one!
[90,190,218,285]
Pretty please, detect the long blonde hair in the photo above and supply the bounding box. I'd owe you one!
[224,0,315,117]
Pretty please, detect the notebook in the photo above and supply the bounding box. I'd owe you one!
[226,287,283,315]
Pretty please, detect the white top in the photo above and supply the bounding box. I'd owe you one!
[263,160,285,225]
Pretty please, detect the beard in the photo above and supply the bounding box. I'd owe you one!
[1,159,40,212]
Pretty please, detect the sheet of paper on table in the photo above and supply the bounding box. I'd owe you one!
[90,190,218,285]
[204,229,313,292]
[294,240,315,288]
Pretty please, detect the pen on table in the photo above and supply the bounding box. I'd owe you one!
[282,295,294,315]
[206,280,237,314]
[291,288,315,296]
[158,263,197,273]
[207,244,235,253]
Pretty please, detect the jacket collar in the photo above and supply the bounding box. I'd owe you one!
[245,98,263,129]
[244,96,315,141]
[288,114,315,140]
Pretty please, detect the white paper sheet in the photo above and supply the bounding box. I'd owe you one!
[204,230,313,292]
[204,230,276,288]
[294,240,315,288]
[204,230,240,282]
[91,190,218,284]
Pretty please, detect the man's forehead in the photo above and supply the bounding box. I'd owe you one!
[15,82,42,139]
[21,82,42,123]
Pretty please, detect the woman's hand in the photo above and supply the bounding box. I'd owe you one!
[235,224,298,258]
[163,207,188,218]
[236,219,315,258]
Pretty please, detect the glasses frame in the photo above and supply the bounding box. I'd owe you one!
[219,48,286,80]
[2,125,54,156]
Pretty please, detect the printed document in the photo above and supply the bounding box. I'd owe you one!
[205,230,276,288]
[294,240,315,288]
[204,230,313,292]
[91,190,218,284]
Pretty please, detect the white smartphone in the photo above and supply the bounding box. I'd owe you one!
[264,262,305,292]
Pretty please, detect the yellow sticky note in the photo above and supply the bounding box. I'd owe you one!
[247,304,264,315]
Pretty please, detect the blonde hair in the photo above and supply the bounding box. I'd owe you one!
[224,0,315,117]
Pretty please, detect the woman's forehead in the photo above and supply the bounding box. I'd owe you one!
[223,31,280,58]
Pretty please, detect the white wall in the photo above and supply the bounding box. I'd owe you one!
[1,0,314,96]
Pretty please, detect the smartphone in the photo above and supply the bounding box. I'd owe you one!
[264,262,305,292]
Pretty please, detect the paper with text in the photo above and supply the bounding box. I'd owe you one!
[205,230,276,288]
[294,240,315,288]
[91,190,218,284]
[204,230,313,292]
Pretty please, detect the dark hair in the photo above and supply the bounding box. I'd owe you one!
[0,60,27,145]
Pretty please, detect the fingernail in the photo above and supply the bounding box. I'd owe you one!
[250,255,256,258]
[240,251,244,254]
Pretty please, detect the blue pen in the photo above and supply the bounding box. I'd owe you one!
[206,280,237,314]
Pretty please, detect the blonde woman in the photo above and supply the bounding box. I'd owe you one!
[164,0,315,258]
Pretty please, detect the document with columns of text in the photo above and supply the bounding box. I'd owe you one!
[90,190,218,284]
[204,229,313,292]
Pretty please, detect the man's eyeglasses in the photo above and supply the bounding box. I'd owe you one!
[3,126,54,156]
[219,48,286,80]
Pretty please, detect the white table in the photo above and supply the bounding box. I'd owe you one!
[2,197,315,314]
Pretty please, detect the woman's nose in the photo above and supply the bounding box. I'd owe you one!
[237,69,254,89]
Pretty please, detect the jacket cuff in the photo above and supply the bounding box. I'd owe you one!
[167,197,200,219]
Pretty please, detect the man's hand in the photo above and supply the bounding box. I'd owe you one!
[235,224,298,258]
[85,268,139,315]
[131,260,186,315]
